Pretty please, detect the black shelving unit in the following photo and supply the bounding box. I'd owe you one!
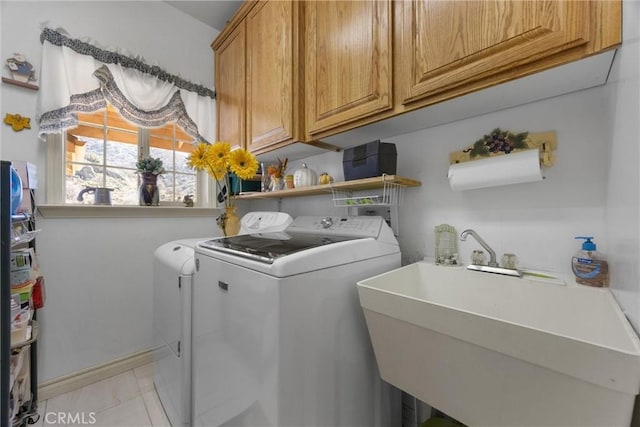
[2,161,12,427]
[1,161,40,427]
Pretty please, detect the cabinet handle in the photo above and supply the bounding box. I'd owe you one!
[218,281,229,292]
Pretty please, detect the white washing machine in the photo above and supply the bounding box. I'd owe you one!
[193,215,401,427]
[152,212,293,426]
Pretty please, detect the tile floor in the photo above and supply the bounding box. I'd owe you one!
[32,363,170,426]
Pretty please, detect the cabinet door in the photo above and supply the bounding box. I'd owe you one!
[246,0,299,152]
[215,22,246,150]
[398,1,595,104]
[305,0,393,136]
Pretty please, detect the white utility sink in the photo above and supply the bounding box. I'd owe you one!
[357,261,640,427]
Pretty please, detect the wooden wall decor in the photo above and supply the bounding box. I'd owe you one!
[5,53,36,83]
[450,129,557,167]
[3,53,39,90]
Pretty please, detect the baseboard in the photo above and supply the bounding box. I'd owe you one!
[38,349,153,401]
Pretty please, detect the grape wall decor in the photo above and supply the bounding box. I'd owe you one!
[449,129,557,167]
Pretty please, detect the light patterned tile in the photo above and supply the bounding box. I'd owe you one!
[134,363,155,393]
[92,395,151,427]
[142,390,171,427]
[45,371,140,415]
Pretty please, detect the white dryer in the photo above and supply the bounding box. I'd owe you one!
[152,212,292,426]
[193,216,401,427]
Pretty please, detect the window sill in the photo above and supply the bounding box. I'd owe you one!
[38,204,221,219]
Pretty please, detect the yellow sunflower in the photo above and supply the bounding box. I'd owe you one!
[206,162,228,181]
[229,148,259,180]
[209,141,231,165]
[186,142,213,171]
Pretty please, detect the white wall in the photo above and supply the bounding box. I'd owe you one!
[605,0,640,331]
[35,217,218,380]
[1,1,220,381]
[262,85,609,274]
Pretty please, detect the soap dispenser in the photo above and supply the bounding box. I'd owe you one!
[572,236,609,287]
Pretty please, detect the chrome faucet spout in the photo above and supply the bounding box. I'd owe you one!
[460,229,498,267]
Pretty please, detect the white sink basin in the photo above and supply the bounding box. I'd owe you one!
[357,261,640,426]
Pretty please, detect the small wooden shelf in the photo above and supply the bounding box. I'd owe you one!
[2,77,39,91]
[235,175,421,200]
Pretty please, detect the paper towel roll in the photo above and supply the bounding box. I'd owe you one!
[448,148,543,191]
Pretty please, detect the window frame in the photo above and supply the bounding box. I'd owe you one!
[44,128,217,214]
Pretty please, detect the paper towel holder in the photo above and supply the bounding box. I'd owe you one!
[447,129,557,191]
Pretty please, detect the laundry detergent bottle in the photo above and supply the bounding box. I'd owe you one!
[572,236,609,287]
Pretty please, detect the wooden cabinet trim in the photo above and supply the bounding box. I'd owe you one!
[215,0,305,153]
[403,30,589,104]
[305,0,393,136]
[215,22,247,149]
[245,0,295,150]
[212,0,258,50]
[399,1,598,105]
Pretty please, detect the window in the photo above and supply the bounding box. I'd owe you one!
[38,31,217,211]
[62,104,200,206]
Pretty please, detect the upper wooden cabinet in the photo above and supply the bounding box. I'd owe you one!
[213,0,303,153]
[304,0,393,136]
[246,0,303,152]
[214,21,246,150]
[213,0,620,151]
[397,0,622,106]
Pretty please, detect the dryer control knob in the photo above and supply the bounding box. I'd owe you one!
[321,217,333,229]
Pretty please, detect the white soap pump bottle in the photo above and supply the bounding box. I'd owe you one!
[572,236,609,287]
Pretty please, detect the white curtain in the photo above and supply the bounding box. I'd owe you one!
[37,27,215,142]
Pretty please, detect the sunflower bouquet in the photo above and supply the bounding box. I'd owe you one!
[187,141,259,209]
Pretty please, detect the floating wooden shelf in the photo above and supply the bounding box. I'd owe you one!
[235,175,421,200]
[2,77,39,91]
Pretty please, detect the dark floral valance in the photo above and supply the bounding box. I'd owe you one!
[39,65,207,142]
[40,27,216,99]
[37,27,216,142]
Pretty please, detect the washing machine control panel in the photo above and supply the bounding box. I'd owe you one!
[241,212,293,233]
[289,216,382,237]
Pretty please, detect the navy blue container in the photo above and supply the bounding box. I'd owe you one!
[229,173,261,195]
[343,141,397,181]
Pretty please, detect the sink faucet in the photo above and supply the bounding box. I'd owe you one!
[460,229,498,267]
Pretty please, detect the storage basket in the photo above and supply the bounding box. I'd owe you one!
[332,181,404,207]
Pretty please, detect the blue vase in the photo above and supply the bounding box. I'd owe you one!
[139,173,159,206]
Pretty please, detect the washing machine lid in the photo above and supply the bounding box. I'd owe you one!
[198,232,362,264]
